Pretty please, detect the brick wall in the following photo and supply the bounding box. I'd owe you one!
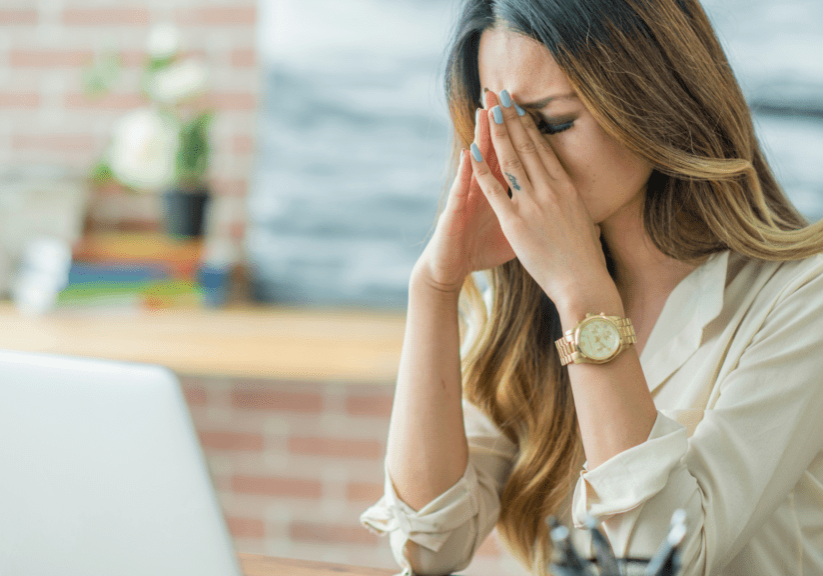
[179,375,520,576]
[0,1,258,241]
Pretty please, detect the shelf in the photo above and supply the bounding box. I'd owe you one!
[0,301,405,384]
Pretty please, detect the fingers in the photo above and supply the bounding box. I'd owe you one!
[474,91,495,162]
[454,148,471,203]
[513,99,570,185]
[485,94,545,198]
[445,148,471,213]
[474,92,506,193]
[491,90,550,190]
[442,149,472,236]
[469,141,513,219]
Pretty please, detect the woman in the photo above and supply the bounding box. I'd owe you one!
[361,0,823,574]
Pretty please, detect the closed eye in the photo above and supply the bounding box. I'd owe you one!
[536,118,574,135]
[530,112,575,135]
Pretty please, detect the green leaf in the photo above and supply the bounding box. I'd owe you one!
[175,110,214,188]
[88,158,115,185]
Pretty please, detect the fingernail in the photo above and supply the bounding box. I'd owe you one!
[492,106,504,125]
[471,142,483,162]
[475,108,481,124]
[514,103,526,116]
[500,89,512,108]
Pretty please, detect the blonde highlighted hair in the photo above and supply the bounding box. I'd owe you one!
[442,0,823,572]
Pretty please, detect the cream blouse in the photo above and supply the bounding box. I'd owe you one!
[361,249,823,575]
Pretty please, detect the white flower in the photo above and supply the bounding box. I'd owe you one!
[147,23,180,60]
[148,59,209,104]
[108,108,180,192]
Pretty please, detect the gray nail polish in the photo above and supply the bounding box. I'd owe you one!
[471,142,483,162]
[500,89,512,108]
[492,106,504,125]
[514,103,526,116]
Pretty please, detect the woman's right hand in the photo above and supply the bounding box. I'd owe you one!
[414,96,516,294]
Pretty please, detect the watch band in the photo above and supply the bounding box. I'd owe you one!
[555,315,636,366]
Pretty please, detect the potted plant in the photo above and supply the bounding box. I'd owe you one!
[85,23,214,238]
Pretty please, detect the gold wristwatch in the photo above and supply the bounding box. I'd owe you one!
[554,313,636,366]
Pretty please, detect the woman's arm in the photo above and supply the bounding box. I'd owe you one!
[368,272,514,575]
[469,98,659,469]
[573,255,823,573]
[369,93,517,574]
[556,291,658,469]
[385,271,468,511]
[362,392,515,576]
[386,93,514,511]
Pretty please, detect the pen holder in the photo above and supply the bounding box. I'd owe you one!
[548,510,686,576]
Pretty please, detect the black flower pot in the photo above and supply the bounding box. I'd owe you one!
[162,186,211,238]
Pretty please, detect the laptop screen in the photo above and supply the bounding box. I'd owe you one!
[0,350,243,576]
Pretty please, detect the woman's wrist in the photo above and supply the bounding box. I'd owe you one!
[410,262,466,299]
[552,274,625,332]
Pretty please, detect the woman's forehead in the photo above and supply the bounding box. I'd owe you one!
[477,28,573,101]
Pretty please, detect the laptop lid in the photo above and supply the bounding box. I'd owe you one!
[0,349,243,576]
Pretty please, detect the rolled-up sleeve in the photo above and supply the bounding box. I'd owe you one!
[573,412,688,526]
[570,255,823,574]
[360,400,516,575]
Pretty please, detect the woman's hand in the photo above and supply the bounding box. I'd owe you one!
[468,91,610,305]
[414,93,516,294]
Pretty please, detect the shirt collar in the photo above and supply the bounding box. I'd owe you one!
[641,250,730,393]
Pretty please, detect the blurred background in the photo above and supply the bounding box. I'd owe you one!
[0,0,820,575]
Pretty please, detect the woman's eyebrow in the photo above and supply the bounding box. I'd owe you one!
[518,93,577,109]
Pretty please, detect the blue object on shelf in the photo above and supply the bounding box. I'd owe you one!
[196,264,230,307]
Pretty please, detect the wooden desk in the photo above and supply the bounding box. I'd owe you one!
[239,554,396,576]
[0,301,405,383]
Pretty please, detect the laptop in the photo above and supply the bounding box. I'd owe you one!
[0,349,244,576]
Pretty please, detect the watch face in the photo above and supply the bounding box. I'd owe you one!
[577,318,620,361]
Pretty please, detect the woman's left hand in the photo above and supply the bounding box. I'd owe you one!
[469,92,611,306]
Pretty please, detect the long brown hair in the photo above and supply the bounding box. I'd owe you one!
[442,0,823,573]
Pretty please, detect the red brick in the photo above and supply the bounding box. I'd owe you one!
[290,522,378,546]
[199,430,264,451]
[180,384,207,406]
[209,92,257,111]
[0,9,38,25]
[62,7,150,26]
[12,133,96,153]
[175,6,256,26]
[232,389,322,413]
[65,92,146,110]
[10,49,93,68]
[346,395,393,418]
[230,49,256,67]
[289,437,383,460]
[118,50,147,68]
[232,135,255,154]
[232,475,322,498]
[0,92,40,108]
[345,482,384,503]
[226,516,265,538]
[13,153,90,170]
